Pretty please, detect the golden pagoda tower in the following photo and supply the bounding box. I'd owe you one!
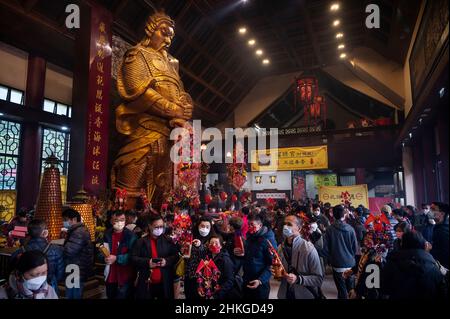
[35,154,63,240]
[69,188,95,241]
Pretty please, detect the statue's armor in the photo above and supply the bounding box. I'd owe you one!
[112,44,191,199]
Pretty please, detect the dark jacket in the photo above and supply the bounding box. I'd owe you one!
[131,234,179,299]
[11,237,64,291]
[102,228,137,286]
[210,250,240,299]
[321,220,357,268]
[347,216,366,245]
[242,226,277,285]
[315,213,331,232]
[382,248,446,299]
[63,223,94,282]
[430,221,449,268]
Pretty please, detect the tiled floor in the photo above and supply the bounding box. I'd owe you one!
[269,273,338,299]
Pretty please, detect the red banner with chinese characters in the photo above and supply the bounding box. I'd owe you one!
[84,5,112,196]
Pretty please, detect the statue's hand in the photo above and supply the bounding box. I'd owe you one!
[182,102,193,119]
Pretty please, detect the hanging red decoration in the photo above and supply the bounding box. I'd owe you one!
[231,194,238,203]
[205,194,212,205]
[296,76,327,127]
[219,191,228,202]
[195,258,221,299]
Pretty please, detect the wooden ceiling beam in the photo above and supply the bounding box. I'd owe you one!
[300,1,324,67]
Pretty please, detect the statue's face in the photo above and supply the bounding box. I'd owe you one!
[150,22,174,53]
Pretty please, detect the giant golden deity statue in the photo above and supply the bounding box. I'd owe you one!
[112,11,193,207]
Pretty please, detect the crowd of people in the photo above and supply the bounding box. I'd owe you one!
[0,198,448,300]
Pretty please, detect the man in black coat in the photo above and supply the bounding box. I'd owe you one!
[382,231,446,299]
[430,202,449,268]
[62,208,94,299]
[131,215,179,299]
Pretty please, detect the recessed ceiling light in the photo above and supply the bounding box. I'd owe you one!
[248,39,256,46]
[336,32,344,39]
[409,132,413,138]
[0,112,4,116]
[339,53,347,59]
[338,44,345,49]
[238,27,247,34]
[330,3,340,11]
[61,126,69,131]
[256,49,263,56]
[439,87,445,98]
[262,59,270,65]
[333,20,340,27]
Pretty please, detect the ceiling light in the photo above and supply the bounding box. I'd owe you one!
[61,126,69,131]
[409,132,413,138]
[339,53,347,59]
[262,59,270,65]
[333,20,340,27]
[439,87,445,98]
[338,44,345,49]
[256,49,263,56]
[330,3,340,11]
[336,32,344,39]
[248,39,256,46]
[238,27,247,34]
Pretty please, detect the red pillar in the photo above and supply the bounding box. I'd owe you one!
[16,55,46,210]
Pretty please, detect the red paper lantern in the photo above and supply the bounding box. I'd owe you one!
[205,194,212,205]
[219,191,228,201]
[231,194,238,203]
[297,77,318,104]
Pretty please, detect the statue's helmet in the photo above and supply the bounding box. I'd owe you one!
[144,10,175,37]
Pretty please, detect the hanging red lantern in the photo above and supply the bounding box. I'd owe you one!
[231,194,238,203]
[297,77,318,104]
[205,194,212,205]
[219,191,228,202]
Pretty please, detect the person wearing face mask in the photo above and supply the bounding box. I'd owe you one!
[275,215,324,299]
[131,215,179,299]
[101,211,137,299]
[10,219,64,295]
[430,202,449,269]
[206,235,241,299]
[242,214,277,299]
[415,203,435,242]
[0,250,58,299]
[312,204,330,233]
[62,208,93,299]
[184,217,216,300]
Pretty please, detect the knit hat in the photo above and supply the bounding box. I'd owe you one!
[381,205,392,214]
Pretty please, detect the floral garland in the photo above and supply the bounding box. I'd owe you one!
[195,258,221,299]
[164,122,200,209]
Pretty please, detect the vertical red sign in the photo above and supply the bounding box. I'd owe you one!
[84,5,112,196]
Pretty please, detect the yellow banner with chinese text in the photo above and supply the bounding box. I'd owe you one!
[250,146,328,171]
[318,184,369,208]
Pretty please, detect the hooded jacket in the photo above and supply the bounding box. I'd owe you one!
[321,220,357,268]
[63,223,94,282]
[242,226,277,284]
[382,248,447,299]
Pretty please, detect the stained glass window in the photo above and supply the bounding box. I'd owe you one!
[40,128,70,203]
[0,120,21,222]
[41,127,70,175]
[0,120,21,190]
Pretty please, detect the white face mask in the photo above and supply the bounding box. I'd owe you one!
[23,275,47,291]
[313,210,320,216]
[113,221,125,231]
[310,222,319,233]
[199,227,210,237]
[152,227,164,237]
[282,225,294,238]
